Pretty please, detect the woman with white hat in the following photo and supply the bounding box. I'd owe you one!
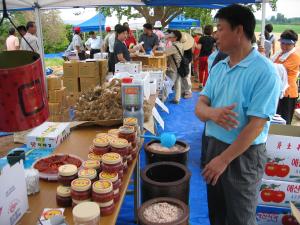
[153,21,165,51]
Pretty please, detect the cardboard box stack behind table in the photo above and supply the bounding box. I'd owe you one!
[47,75,69,122]
[256,125,300,224]
[63,61,80,94]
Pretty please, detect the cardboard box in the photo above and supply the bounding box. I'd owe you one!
[47,75,62,90]
[256,205,299,225]
[258,179,300,208]
[66,93,79,107]
[63,77,80,94]
[115,61,142,75]
[26,122,70,149]
[79,61,99,78]
[80,77,100,92]
[0,161,28,225]
[63,61,79,78]
[48,102,63,115]
[98,59,108,76]
[48,87,66,103]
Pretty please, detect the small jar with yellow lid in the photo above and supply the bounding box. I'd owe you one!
[57,164,78,186]
[78,168,98,184]
[72,202,100,225]
[82,160,101,174]
[99,171,121,190]
[110,138,129,157]
[124,117,140,144]
[108,129,119,137]
[71,178,92,203]
[118,125,136,143]
[101,152,123,173]
[87,152,102,162]
[92,180,114,203]
[56,185,72,207]
[92,137,110,155]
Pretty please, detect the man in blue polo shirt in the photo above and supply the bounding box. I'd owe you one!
[195,4,280,225]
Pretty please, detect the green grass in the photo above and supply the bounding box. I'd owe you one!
[255,24,300,34]
[45,58,64,68]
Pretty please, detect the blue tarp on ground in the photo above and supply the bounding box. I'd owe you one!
[75,13,106,32]
[117,92,208,224]
[169,15,201,30]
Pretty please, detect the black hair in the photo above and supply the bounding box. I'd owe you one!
[280,29,298,42]
[214,4,255,40]
[114,24,123,31]
[265,24,273,33]
[143,23,153,30]
[123,22,129,28]
[264,30,270,40]
[17,25,26,33]
[116,25,127,36]
[26,21,35,30]
[172,30,182,41]
[204,25,213,35]
[251,34,256,44]
[89,31,95,35]
[9,28,15,35]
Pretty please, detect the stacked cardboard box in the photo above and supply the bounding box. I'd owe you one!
[63,61,80,94]
[78,60,108,92]
[131,55,167,71]
[257,125,300,224]
[47,75,69,122]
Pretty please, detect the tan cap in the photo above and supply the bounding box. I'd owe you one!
[92,180,113,194]
[108,129,120,137]
[93,137,109,147]
[87,152,102,161]
[99,171,118,183]
[72,202,100,222]
[56,185,71,197]
[101,153,122,165]
[119,125,135,134]
[82,160,100,169]
[71,178,92,192]
[58,164,78,176]
[109,138,129,149]
[78,168,97,180]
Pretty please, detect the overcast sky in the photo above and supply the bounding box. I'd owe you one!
[59,0,300,26]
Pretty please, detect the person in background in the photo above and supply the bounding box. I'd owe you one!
[103,26,113,53]
[123,22,137,50]
[165,30,184,104]
[6,28,19,51]
[20,21,39,53]
[85,31,102,59]
[153,21,165,51]
[17,25,27,37]
[195,4,280,225]
[139,23,159,54]
[108,24,123,73]
[265,24,276,55]
[263,31,272,58]
[273,30,300,124]
[181,32,193,99]
[114,25,137,64]
[192,30,202,81]
[164,29,173,49]
[196,25,215,88]
[70,27,85,60]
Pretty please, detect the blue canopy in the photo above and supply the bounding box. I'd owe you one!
[75,13,106,32]
[169,15,200,30]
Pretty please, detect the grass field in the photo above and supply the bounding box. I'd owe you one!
[255,24,300,34]
[45,58,64,68]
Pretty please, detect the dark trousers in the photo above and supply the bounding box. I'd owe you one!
[78,51,86,60]
[90,49,100,59]
[202,137,267,225]
[277,97,297,124]
[108,52,115,73]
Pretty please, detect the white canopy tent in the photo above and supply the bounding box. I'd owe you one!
[1,0,268,72]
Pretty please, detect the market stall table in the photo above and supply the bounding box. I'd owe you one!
[18,126,142,225]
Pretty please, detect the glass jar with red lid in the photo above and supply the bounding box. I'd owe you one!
[71,178,91,203]
[57,164,78,186]
[78,168,98,184]
[101,153,123,173]
[118,125,136,143]
[92,180,114,203]
[56,185,72,207]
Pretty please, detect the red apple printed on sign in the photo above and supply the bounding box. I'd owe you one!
[260,184,286,203]
[265,157,290,178]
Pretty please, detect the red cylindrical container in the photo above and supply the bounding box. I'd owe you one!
[0,51,49,132]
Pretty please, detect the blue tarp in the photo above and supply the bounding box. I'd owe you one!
[169,15,201,30]
[75,13,106,32]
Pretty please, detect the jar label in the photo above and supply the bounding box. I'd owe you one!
[43,209,63,220]
[78,168,96,177]
[124,117,137,125]
[88,152,102,161]
[72,178,91,188]
[102,153,121,162]
[94,180,112,190]
[100,171,118,180]
[83,160,100,168]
